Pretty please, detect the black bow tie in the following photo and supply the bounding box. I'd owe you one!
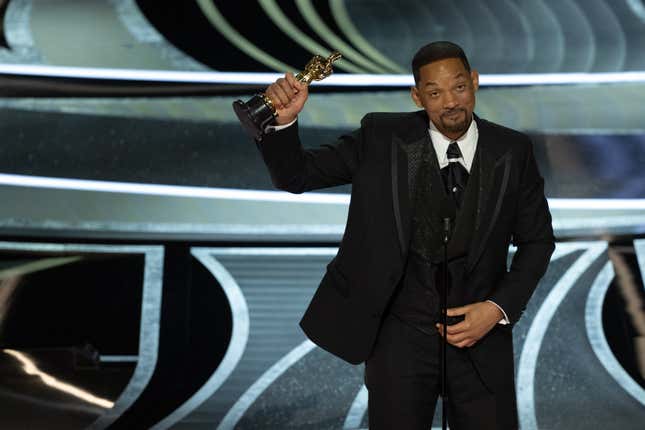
[440,141,469,209]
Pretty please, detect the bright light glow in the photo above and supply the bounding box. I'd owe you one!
[480,72,645,86]
[3,349,115,409]
[0,173,350,204]
[548,199,645,210]
[3,64,645,87]
[0,64,284,84]
[2,173,645,210]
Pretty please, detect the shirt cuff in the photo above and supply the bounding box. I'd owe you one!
[266,118,297,132]
[486,300,510,325]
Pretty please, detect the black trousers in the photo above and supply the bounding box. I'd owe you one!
[364,314,518,429]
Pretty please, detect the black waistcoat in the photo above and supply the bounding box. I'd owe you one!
[388,136,480,334]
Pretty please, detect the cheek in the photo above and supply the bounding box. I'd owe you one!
[459,92,476,106]
[423,98,442,111]
[428,111,443,124]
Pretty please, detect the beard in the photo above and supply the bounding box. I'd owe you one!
[440,109,470,135]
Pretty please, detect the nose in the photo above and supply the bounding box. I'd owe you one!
[442,92,458,109]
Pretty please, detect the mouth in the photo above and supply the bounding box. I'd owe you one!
[442,110,465,120]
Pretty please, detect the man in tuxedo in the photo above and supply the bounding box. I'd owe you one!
[256,41,554,429]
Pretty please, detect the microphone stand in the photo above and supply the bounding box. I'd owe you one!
[441,216,451,430]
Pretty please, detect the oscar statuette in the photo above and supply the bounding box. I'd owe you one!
[233,51,342,140]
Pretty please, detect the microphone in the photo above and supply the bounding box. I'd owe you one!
[438,195,456,243]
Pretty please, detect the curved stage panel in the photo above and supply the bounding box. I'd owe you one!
[1,241,643,428]
[0,242,163,429]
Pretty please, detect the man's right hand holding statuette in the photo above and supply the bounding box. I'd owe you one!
[265,72,309,126]
[233,52,341,139]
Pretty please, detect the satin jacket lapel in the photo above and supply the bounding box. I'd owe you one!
[391,111,429,257]
[391,137,409,257]
[467,120,513,274]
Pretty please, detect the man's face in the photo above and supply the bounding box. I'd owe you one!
[411,57,479,140]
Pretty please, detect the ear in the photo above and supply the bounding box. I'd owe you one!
[470,69,479,92]
[410,86,423,108]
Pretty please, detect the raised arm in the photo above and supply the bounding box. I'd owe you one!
[255,73,364,193]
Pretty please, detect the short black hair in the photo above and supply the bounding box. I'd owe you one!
[411,41,471,84]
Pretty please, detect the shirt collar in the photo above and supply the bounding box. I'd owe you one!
[428,117,478,171]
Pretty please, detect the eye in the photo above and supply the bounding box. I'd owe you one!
[456,84,466,91]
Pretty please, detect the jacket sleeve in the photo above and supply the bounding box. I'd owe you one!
[489,139,555,324]
[255,116,366,193]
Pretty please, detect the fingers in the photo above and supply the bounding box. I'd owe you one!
[441,320,470,335]
[446,304,470,317]
[437,302,499,348]
[266,81,291,109]
[436,323,477,348]
[454,339,477,348]
[440,331,477,348]
[266,73,299,109]
[436,324,462,340]
[285,72,305,91]
[446,331,470,344]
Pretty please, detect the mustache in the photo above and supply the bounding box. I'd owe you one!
[441,108,466,117]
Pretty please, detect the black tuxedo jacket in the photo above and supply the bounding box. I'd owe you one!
[258,110,554,391]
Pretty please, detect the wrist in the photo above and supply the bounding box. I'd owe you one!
[485,301,503,322]
[275,115,297,125]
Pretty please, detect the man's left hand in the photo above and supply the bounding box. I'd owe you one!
[435,301,503,348]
